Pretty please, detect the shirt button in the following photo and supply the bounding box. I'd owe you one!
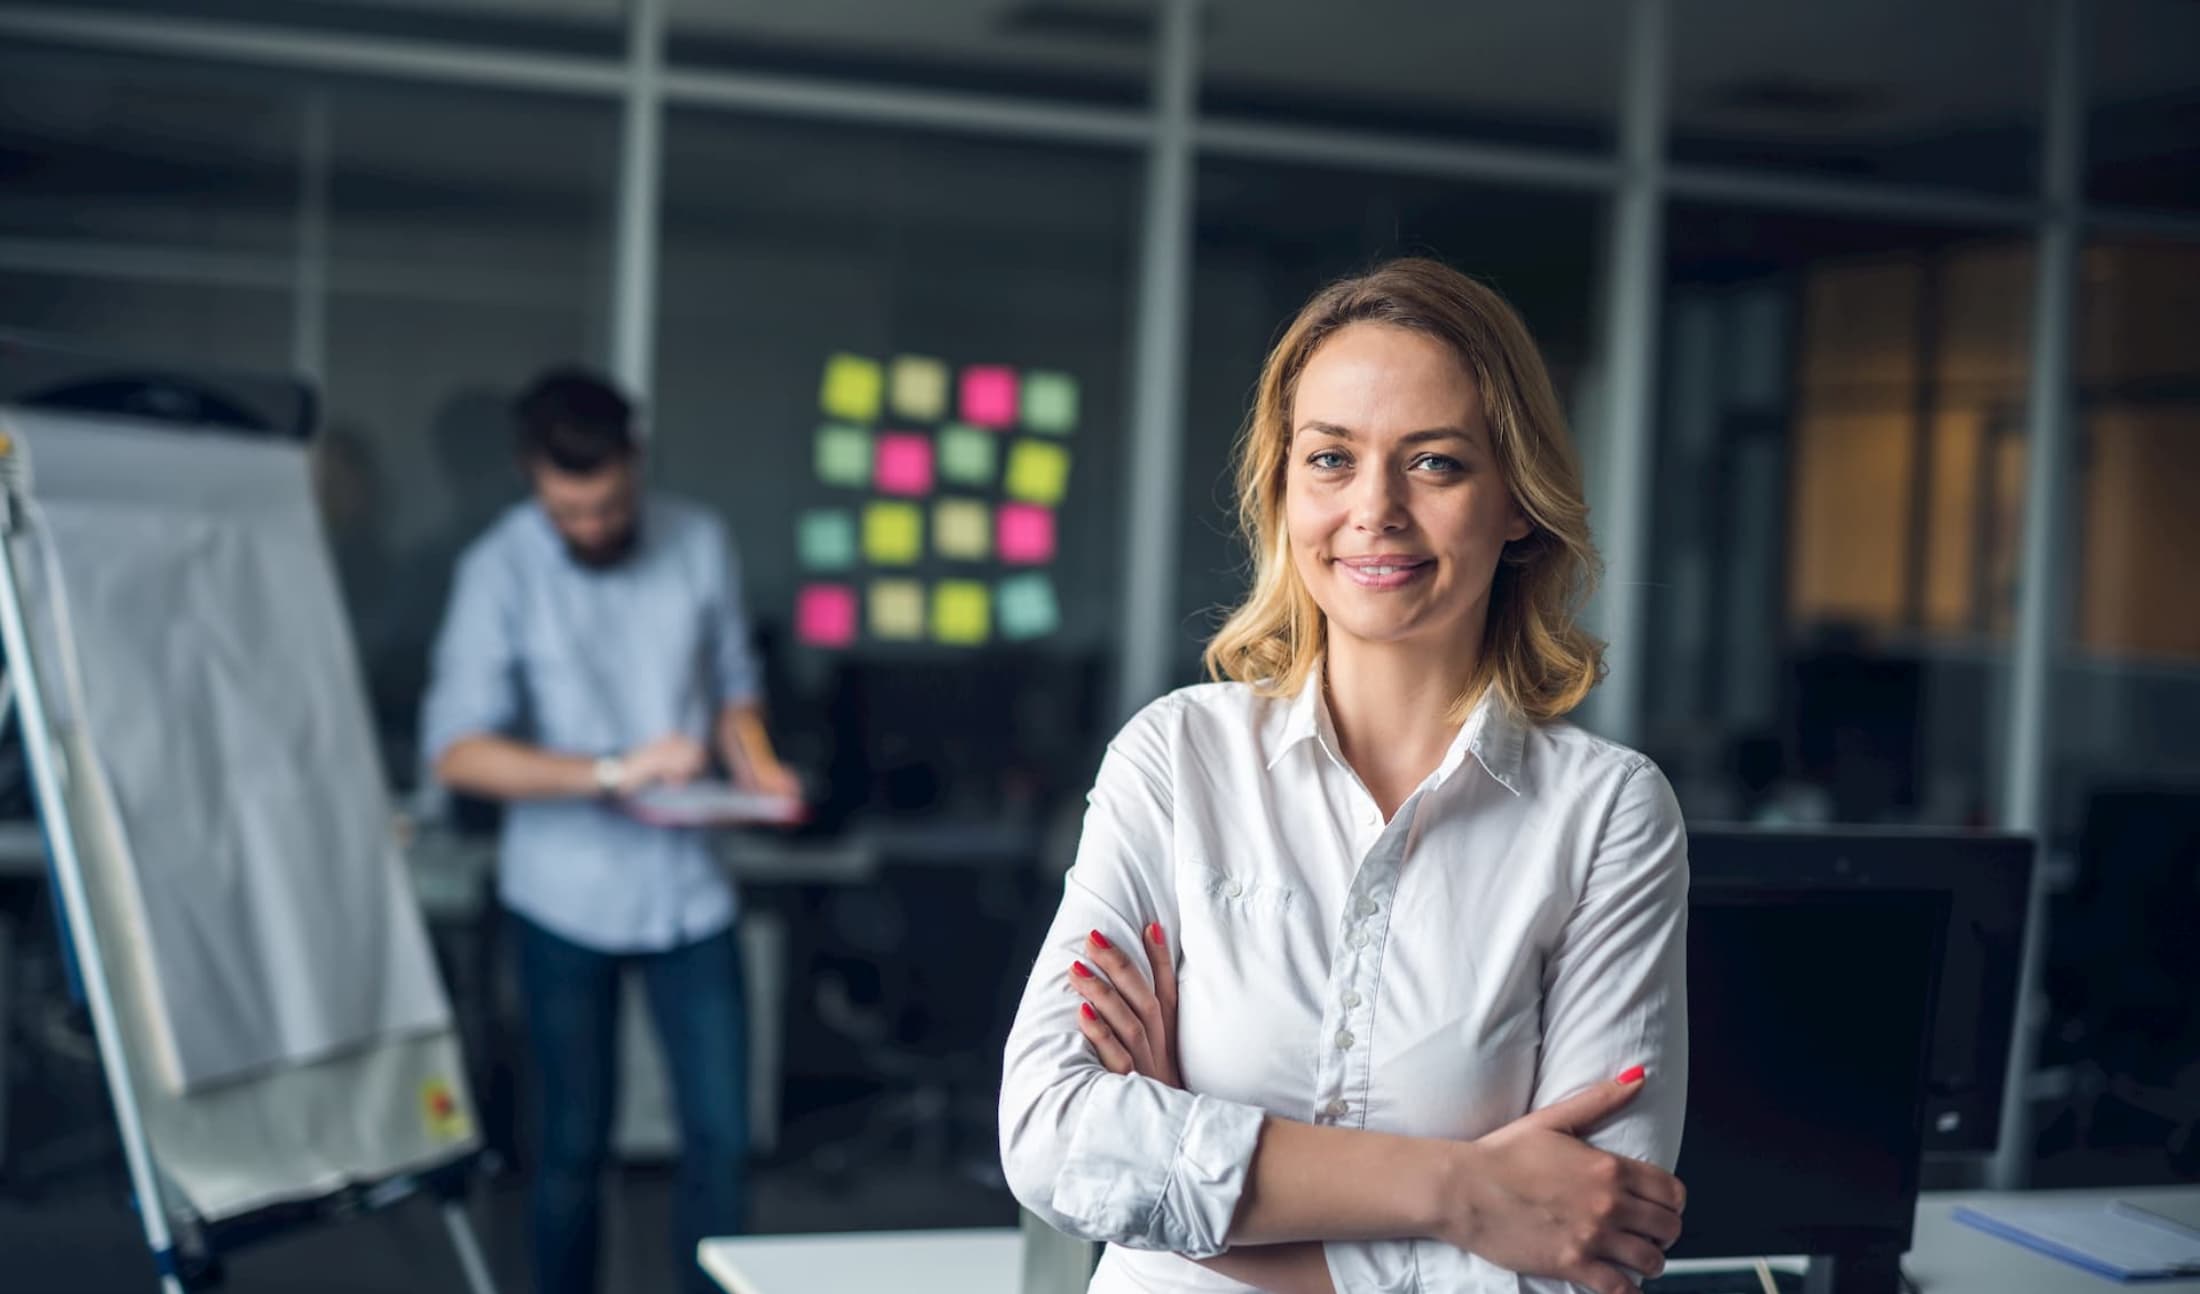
[1348,929,1368,950]
[1342,990,1362,1009]
[1225,880,1243,898]
[1334,1030,1355,1050]
[1324,1098,1350,1118]
[1363,808,1380,826]
[1355,897,1378,917]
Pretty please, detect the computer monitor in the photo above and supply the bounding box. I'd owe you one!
[1688,827,2034,1156]
[1665,883,1946,1291]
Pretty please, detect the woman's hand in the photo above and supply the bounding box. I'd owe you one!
[1067,922,1179,1087]
[1440,1073,1687,1294]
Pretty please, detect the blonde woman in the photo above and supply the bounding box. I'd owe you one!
[999,259,1689,1294]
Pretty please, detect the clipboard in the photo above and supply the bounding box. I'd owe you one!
[621,781,807,828]
[1953,1199,2200,1281]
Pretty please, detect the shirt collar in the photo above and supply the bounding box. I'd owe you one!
[1261,660,1527,797]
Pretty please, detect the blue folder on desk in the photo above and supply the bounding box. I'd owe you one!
[1954,1200,2200,1281]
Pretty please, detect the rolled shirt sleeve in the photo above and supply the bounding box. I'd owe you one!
[419,542,522,768]
[999,700,1268,1258]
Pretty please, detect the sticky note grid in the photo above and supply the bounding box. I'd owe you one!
[804,350,1076,647]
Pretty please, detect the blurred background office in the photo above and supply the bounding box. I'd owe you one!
[0,0,2195,1290]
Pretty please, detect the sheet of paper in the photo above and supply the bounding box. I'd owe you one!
[959,364,1018,428]
[862,501,923,565]
[932,580,990,645]
[998,573,1060,640]
[794,583,857,647]
[1020,370,1079,435]
[889,355,948,422]
[1004,439,1070,506]
[996,502,1055,564]
[820,353,882,422]
[934,498,990,560]
[1953,1201,2200,1279]
[874,431,935,497]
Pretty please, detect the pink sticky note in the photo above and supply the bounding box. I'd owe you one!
[960,365,1018,428]
[874,432,935,497]
[795,584,857,648]
[996,503,1056,565]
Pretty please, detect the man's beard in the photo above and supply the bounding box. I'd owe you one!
[565,522,640,570]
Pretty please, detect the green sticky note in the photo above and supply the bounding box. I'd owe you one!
[1021,370,1079,435]
[1004,438,1071,506]
[889,355,949,422]
[797,509,856,571]
[815,424,873,488]
[998,573,1060,641]
[937,424,996,486]
[820,353,882,422]
[869,579,925,640]
[934,497,991,561]
[932,580,990,646]
[862,501,923,565]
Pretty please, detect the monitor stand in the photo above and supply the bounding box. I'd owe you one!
[1804,1248,1904,1294]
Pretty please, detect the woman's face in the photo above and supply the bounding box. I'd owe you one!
[1283,322,1530,659]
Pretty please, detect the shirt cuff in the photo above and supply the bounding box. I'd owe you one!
[1052,1088,1265,1258]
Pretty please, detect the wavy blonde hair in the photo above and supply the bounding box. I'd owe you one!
[1202,257,1606,723]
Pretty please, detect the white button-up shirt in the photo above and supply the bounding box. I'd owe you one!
[999,673,1689,1293]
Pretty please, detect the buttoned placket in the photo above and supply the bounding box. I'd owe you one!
[1306,726,1487,1130]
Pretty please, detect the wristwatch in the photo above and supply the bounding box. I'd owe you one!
[593,754,625,798]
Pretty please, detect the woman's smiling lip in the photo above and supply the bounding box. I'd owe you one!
[1333,554,1432,589]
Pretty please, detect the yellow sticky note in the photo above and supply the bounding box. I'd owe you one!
[862,501,923,565]
[934,498,991,560]
[869,579,925,640]
[889,355,949,422]
[932,580,990,646]
[421,1077,474,1143]
[820,353,882,422]
[1004,438,1071,506]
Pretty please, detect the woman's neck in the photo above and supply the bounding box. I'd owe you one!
[1322,634,1483,818]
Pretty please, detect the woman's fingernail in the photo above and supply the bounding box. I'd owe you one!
[1147,921,1165,946]
[1616,1064,1646,1085]
[1089,929,1111,950]
[1080,1003,1097,1021]
[1071,960,1094,979]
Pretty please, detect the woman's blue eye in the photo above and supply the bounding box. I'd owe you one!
[1412,454,1464,473]
[1307,450,1349,470]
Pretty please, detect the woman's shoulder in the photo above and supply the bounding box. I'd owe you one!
[1107,680,1279,769]
[1517,713,1668,795]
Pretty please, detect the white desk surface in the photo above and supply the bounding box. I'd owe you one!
[701,1187,2200,1294]
[699,1228,1022,1294]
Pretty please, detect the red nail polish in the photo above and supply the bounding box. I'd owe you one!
[1071,960,1093,978]
[1080,1003,1097,1020]
[1147,921,1165,946]
[1089,929,1111,950]
[1617,1065,1646,1085]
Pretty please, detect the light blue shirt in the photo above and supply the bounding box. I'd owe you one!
[421,494,761,953]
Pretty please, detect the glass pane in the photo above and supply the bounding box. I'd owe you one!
[655,111,1136,820]
[0,45,301,255]
[1199,0,1622,148]
[2088,0,2200,211]
[1177,161,1604,685]
[1648,207,2034,828]
[1671,0,2046,193]
[316,83,619,783]
[2033,237,2200,1186]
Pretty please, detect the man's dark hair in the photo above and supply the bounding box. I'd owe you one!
[512,367,636,474]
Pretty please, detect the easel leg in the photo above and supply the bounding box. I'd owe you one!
[441,1199,499,1294]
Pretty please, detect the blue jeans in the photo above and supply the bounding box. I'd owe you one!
[511,913,749,1294]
